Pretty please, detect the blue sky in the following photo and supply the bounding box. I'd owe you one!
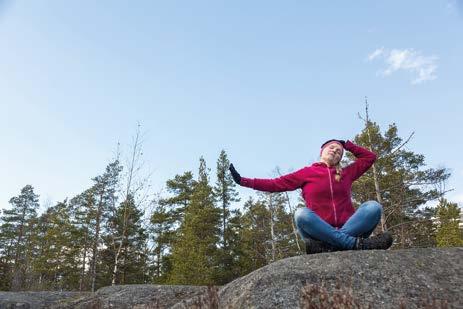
[1,1,462,212]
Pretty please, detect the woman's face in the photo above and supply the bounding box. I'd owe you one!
[320,142,343,166]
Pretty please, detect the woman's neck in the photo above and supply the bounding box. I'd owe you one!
[319,159,334,167]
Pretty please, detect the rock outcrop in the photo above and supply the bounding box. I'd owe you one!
[214,247,462,308]
[0,291,89,308]
[57,285,209,308]
[0,247,461,308]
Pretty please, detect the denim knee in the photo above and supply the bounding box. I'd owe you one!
[295,207,321,227]
[294,207,311,227]
[362,200,382,218]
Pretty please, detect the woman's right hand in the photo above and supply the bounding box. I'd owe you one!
[229,163,242,184]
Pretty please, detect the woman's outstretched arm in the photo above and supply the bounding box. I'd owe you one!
[229,163,307,192]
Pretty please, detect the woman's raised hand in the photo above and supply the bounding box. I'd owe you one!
[229,163,242,184]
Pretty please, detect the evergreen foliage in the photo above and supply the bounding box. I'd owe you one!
[435,198,463,247]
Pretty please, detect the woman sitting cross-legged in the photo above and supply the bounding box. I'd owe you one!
[229,139,393,254]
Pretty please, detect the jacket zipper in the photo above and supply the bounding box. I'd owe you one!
[327,167,337,226]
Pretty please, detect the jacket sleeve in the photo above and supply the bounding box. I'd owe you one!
[240,167,307,192]
[343,140,377,181]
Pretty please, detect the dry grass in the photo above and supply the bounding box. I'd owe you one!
[300,280,368,309]
[300,279,451,309]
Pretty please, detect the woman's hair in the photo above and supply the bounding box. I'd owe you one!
[335,163,342,182]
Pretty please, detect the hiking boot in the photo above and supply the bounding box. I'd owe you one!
[305,238,339,254]
[355,232,393,250]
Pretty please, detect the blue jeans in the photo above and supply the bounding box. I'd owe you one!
[294,201,382,250]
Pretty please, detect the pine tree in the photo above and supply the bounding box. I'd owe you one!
[168,157,221,285]
[0,210,16,290]
[161,171,197,224]
[100,194,148,285]
[30,200,81,290]
[150,197,175,283]
[150,171,197,283]
[88,160,122,292]
[237,198,272,276]
[68,188,97,291]
[408,206,438,248]
[222,208,245,281]
[0,185,40,291]
[272,199,301,259]
[213,150,240,284]
[214,150,240,246]
[348,121,450,248]
[435,199,463,247]
[0,252,10,290]
[28,209,50,289]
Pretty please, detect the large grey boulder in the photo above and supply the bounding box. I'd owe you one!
[213,247,462,308]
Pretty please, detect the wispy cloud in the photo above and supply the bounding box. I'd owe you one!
[366,48,438,85]
[367,47,384,61]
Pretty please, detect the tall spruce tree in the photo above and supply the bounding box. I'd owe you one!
[168,157,221,285]
[435,199,463,247]
[213,150,240,284]
[150,171,197,283]
[214,150,240,247]
[0,185,40,291]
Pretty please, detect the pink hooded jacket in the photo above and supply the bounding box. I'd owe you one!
[240,141,377,228]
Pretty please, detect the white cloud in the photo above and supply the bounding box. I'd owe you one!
[367,48,384,61]
[366,48,438,84]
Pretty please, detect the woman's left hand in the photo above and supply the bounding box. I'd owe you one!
[229,163,242,184]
